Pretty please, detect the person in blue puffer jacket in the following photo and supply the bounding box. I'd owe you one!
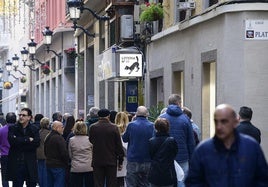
[185,104,268,187]
[160,94,195,187]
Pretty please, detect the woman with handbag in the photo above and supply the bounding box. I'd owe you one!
[148,118,178,187]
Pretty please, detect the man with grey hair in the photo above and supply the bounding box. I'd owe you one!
[160,94,195,187]
[122,106,154,187]
[86,107,100,135]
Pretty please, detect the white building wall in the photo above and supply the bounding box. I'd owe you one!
[146,4,268,159]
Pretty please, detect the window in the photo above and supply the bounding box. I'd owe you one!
[175,0,187,23]
[209,0,219,6]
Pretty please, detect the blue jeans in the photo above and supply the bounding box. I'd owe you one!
[126,162,151,187]
[37,160,47,187]
[47,167,66,187]
[0,156,9,187]
[177,161,189,187]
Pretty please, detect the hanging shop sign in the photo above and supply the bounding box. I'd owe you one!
[119,54,142,77]
[97,47,116,81]
[97,46,143,81]
[245,20,268,40]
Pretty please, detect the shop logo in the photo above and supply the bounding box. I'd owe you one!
[124,56,140,74]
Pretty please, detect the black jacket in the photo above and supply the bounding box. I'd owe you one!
[7,122,40,182]
[148,132,178,186]
[236,121,261,144]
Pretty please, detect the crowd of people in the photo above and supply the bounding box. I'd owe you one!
[0,93,268,187]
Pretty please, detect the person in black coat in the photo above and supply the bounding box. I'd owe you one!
[148,118,178,187]
[32,113,44,130]
[236,106,261,144]
[7,108,40,187]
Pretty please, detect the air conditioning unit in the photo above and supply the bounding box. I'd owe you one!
[120,15,134,40]
[178,1,196,10]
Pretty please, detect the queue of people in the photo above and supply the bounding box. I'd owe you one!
[0,93,267,187]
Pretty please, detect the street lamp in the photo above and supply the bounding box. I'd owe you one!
[28,39,37,55]
[27,39,44,65]
[42,26,62,58]
[67,0,109,37]
[11,55,26,76]
[20,47,37,71]
[5,60,19,79]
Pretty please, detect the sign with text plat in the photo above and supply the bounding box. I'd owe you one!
[119,54,142,77]
[245,20,268,40]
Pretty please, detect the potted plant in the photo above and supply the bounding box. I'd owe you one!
[140,1,164,22]
[3,81,12,89]
[20,76,27,83]
[64,47,77,59]
[41,65,52,75]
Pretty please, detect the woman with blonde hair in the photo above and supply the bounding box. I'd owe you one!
[36,117,50,187]
[114,112,129,187]
[115,112,129,135]
[68,121,94,187]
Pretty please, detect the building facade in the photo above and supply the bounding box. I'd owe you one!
[31,0,75,117]
[22,0,268,159]
[0,0,31,114]
[145,0,268,158]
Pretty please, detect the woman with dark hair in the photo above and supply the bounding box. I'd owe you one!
[148,118,178,187]
[63,115,75,140]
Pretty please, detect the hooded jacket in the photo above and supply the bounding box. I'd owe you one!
[160,104,195,163]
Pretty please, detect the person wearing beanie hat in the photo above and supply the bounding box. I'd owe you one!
[89,108,125,187]
[97,109,111,118]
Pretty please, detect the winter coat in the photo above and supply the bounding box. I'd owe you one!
[236,121,261,144]
[69,135,93,172]
[185,130,268,187]
[89,118,124,167]
[36,128,50,160]
[44,130,69,169]
[122,116,154,163]
[7,123,40,182]
[148,132,178,186]
[160,104,195,163]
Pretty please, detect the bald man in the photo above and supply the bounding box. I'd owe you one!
[185,104,268,187]
[122,106,154,187]
[44,121,69,187]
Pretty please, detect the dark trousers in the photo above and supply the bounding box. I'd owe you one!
[70,171,94,187]
[0,155,9,187]
[93,166,117,187]
[13,162,36,187]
